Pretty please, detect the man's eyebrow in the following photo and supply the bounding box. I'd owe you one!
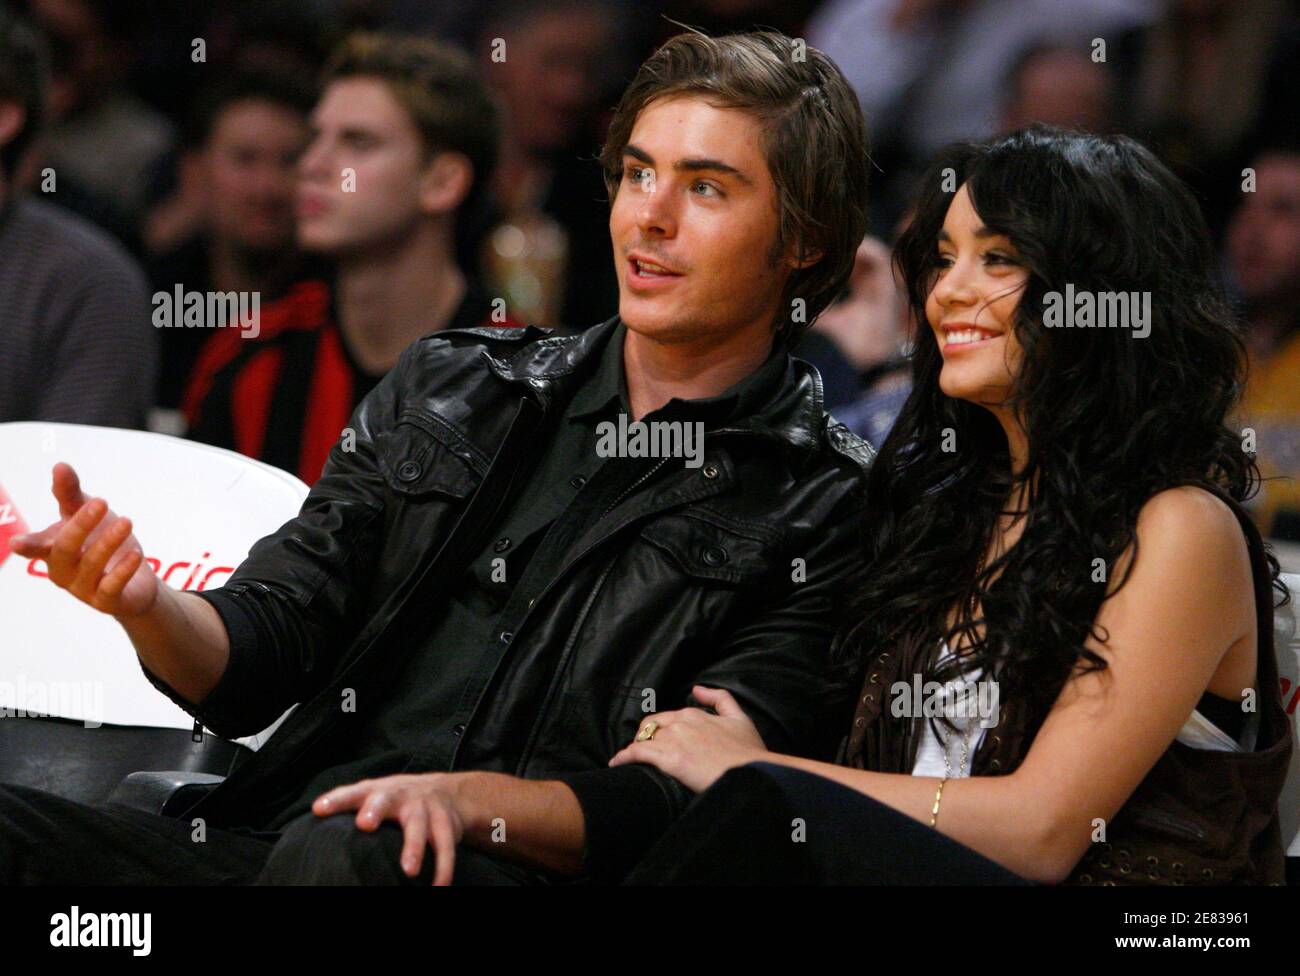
[623,143,752,185]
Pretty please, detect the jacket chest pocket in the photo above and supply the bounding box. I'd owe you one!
[377,409,485,501]
[637,511,782,588]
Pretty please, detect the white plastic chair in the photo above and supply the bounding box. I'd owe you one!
[0,422,307,804]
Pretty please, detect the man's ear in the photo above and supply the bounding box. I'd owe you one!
[786,238,824,271]
[0,102,26,153]
[418,151,474,216]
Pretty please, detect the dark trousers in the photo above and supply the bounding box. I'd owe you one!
[625,762,1036,885]
[0,783,530,885]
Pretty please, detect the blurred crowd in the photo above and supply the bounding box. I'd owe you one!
[0,0,1297,544]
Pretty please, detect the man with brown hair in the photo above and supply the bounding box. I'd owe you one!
[5,29,873,884]
[182,33,518,485]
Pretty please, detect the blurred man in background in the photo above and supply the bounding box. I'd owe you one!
[183,33,519,485]
[999,39,1116,135]
[146,67,317,414]
[1230,143,1300,541]
[0,7,155,428]
[474,0,626,329]
[20,0,174,246]
[812,235,913,447]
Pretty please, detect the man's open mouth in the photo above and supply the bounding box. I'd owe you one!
[628,253,684,279]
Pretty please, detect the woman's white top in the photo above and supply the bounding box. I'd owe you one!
[910,642,1258,778]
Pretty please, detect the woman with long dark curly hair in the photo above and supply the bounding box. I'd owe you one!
[612,125,1294,885]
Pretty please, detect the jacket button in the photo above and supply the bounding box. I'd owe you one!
[452,723,465,736]
[990,759,1001,770]
[570,474,586,489]
[397,460,421,482]
[499,631,513,644]
[494,537,512,553]
[702,546,728,566]
[702,464,719,479]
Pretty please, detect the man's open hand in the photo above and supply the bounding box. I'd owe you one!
[313,774,466,886]
[9,462,159,617]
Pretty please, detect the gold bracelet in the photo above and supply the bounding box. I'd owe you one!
[929,777,949,828]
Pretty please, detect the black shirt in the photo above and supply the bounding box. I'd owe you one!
[253,320,788,877]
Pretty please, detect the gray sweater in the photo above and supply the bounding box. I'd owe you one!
[0,195,156,428]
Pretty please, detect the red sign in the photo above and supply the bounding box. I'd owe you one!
[0,482,30,571]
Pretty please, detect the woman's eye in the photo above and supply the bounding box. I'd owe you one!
[933,252,955,269]
[984,250,1019,266]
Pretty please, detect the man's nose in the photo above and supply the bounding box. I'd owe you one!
[634,177,677,237]
[297,137,332,181]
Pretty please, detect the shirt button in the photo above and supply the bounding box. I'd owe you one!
[569,474,586,489]
[493,537,512,553]
[499,631,513,644]
[452,723,465,736]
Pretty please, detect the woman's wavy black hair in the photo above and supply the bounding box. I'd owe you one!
[831,125,1285,743]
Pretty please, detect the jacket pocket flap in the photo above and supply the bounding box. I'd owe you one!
[639,512,778,585]
[378,410,483,499]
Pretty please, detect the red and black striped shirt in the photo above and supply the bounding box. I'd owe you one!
[183,278,519,484]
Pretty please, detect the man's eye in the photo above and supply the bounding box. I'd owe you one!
[691,180,719,197]
[626,166,652,186]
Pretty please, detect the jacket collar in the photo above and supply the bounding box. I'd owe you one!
[483,316,826,457]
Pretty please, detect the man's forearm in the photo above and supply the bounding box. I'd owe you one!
[451,772,587,877]
[118,587,231,707]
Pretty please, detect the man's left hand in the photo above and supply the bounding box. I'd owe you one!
[314,773,466,886]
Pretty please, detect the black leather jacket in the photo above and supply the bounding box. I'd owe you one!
[145,317,874,831]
